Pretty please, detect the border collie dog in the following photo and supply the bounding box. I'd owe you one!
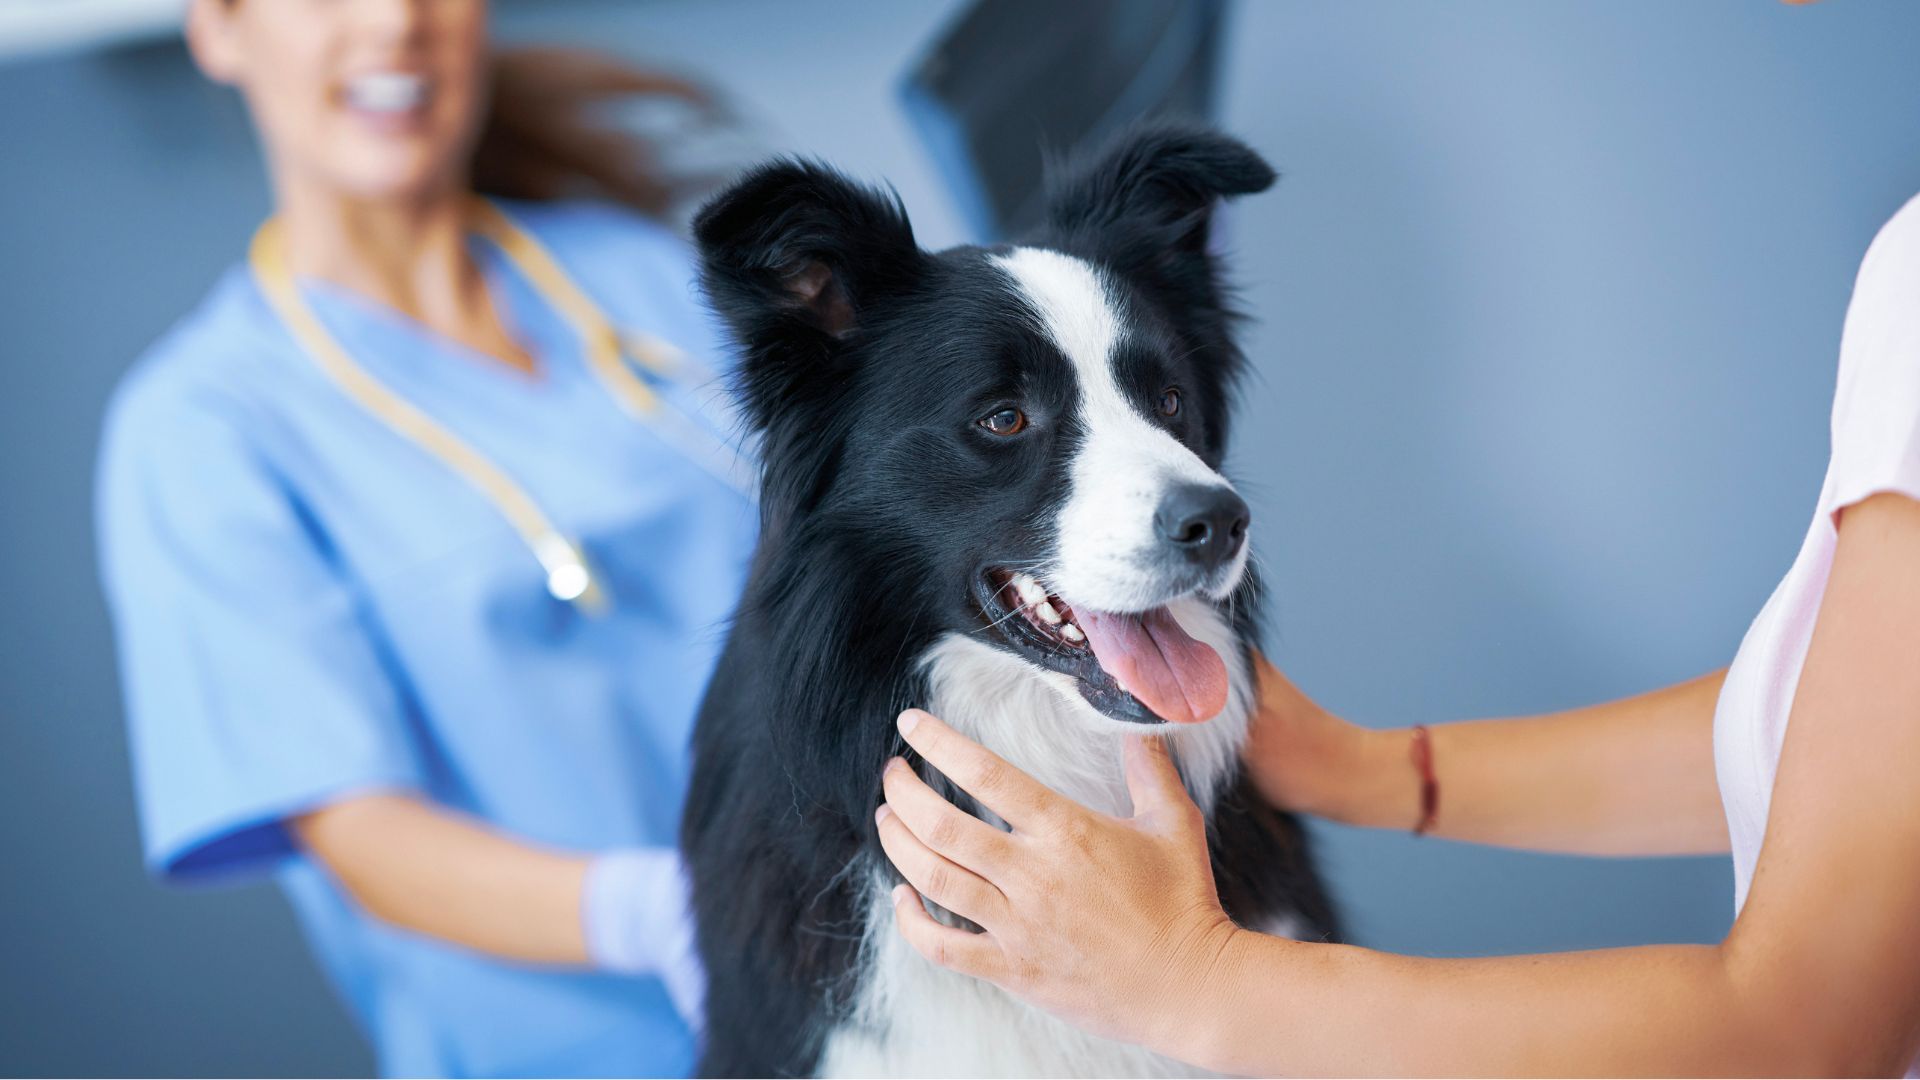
[683,125,1337,1078]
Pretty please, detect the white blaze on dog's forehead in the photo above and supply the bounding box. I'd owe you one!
[991,246,1240,613]
[989,246,1181,450]
[991,248,1123,386]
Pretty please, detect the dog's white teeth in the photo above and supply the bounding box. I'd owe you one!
[1006,571,1079,641]
[1012,574,1048,606]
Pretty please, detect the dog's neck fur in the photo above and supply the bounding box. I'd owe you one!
[915,596,1254,818]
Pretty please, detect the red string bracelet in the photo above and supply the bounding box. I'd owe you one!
[1410,724,1439,837]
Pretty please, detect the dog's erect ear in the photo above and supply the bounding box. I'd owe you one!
[693,160,925,429]
[1041,123,1275,255]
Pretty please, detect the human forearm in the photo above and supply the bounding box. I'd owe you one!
[293,792,591,965]
[1416,670,1727,854]
[1168,932,1847,1078]
[1269,664,1730,855]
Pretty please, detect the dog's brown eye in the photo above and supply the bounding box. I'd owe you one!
[1158,388,1182,417]
[979,407,1027,436]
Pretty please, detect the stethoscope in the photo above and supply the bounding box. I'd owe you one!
[250,198,755,615]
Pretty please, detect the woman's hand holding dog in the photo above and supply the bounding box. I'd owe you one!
[875,709,1237,1058]
[1241,654,1405,825]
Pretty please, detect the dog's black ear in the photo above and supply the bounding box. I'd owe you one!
[1042,122,1275,255]
[693,160,925,430]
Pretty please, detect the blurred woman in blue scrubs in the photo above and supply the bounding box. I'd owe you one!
[94,1,756,1075]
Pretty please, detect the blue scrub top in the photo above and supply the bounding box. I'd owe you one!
[95,200,758,1078]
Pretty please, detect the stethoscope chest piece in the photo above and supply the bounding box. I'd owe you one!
[533,531,605,611]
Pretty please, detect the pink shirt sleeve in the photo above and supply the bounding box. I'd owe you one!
[1826,194,1920,518]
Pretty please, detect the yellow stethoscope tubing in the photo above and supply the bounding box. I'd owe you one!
[249,199,741,614]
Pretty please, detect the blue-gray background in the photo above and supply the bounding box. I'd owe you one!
[4,1,1917,1075]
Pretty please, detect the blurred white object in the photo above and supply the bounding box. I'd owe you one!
[0,0,182,62]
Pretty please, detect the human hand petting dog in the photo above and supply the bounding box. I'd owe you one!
[875,708,1238,1058]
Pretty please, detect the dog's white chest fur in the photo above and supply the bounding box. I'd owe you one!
[816,600,1250,1078]
[818,912,1214,1079]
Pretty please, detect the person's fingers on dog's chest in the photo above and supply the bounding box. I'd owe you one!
[881,756,1017,876]
[1123,734,1204,829]
[875,802,1008,928]
[890,883,1007,983]
[896,709,1064,832]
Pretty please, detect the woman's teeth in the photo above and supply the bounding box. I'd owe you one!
[346,73,430,115]
[1008,572,1087,646]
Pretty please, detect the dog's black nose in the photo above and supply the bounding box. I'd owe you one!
[1155,484,1250,570]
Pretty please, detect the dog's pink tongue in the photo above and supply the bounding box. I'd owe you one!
[1074,607,1228,724]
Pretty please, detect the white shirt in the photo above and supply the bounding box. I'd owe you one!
[1714,193,1920,914]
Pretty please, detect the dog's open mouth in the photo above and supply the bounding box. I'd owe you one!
[974,568,1228,726]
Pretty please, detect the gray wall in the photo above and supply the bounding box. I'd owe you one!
[3,1,1917,1074]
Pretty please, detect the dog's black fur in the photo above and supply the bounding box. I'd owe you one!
[682,124,1338,1078]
